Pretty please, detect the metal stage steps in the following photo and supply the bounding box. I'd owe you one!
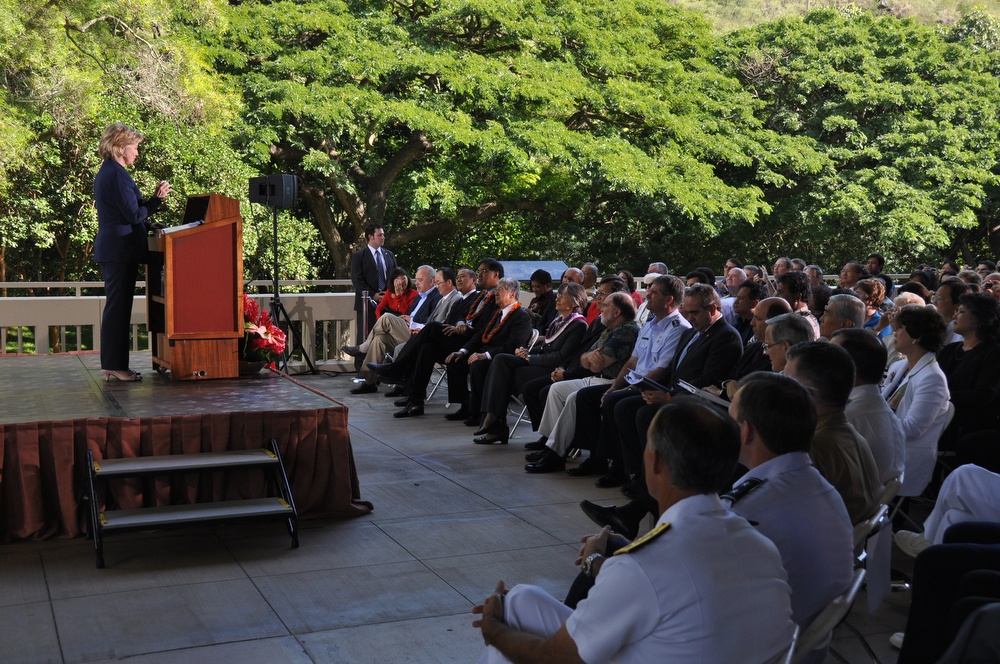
[86,440,298,568]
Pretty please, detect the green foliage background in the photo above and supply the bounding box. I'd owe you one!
[3,0,1000,284]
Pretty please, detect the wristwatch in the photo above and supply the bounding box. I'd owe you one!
[582,553,603,578]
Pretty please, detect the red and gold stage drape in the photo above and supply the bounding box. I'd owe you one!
[0,407,372,541]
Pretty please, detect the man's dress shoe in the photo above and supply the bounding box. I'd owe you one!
[350,383,377,395]
[384,385,405,398]
[594,473,627,489]
[341,345,366,358]
[566,457,607,477]
[368,362,401,381]
[579,500,639,540]
[393,402,424,418]
[393,397,411,408]
[524,439,547,451]
[524,450,565,473]
[444,405,470,421]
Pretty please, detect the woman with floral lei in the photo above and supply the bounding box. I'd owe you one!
[473,283,591,444]
[242,294,287,369]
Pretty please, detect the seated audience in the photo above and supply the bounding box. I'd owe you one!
[582,374,853,646]
[528,277,689,475]
[344,265,447,393]
[473,283,589,444]
[370,259,502,416]
[524,292,639,469]
[473,400,795,664]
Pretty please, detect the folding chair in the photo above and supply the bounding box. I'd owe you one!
[784,568,867,664]
[508,329,540,436]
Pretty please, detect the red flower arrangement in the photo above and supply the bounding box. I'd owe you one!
[242,294,286,368]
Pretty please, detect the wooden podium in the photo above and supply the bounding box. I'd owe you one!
[147,194,243,380]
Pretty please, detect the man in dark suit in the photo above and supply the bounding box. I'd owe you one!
[349,223,396,355]
[444,277,534,427]
[598,283,743,487]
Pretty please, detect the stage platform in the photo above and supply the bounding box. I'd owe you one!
[0,351,371,542]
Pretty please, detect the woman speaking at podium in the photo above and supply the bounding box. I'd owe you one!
[93,123,171,382]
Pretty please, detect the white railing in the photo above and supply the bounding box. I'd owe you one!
[0,280,358,370]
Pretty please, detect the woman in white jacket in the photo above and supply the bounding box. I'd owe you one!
[881,305,951,496]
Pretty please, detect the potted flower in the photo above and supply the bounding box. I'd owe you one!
[240,294,286,372]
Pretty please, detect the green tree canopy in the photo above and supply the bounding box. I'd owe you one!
[712,8,1000,271]
[205,0,820,274]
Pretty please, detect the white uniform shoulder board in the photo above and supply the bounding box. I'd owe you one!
[613,522,671,555]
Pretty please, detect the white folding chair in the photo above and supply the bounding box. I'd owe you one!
[508,329,540,436]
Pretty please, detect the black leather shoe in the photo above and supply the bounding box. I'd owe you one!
[384,385,405,398]
[368,362,401,381]
[463,414,481,427]
[393,397,411,407]
[342,345,366,358]
[595,473,627,488]
[620,480,639,498]
[579,500,640,540]
[444,405,470,421]
[350,383,377,395]
[525,450,546,462]
[393,402,424,418]
[524,438,547,451]
[566,457,607,477]
[525,450,565,473]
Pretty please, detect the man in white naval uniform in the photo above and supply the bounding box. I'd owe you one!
[472,400,794,664]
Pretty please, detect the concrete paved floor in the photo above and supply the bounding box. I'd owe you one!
[0,371,909,663]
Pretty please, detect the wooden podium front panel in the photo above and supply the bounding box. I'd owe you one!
[167,222,240,337]
[169,338,238,380]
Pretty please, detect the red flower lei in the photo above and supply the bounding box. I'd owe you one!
[466,290,495,323]
[481,302,521,343]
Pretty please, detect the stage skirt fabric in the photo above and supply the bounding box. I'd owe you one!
[0,407,372,541]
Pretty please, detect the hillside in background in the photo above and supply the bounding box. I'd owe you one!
[676,0,1000,32]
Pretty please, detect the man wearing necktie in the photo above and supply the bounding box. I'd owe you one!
[350,223,397,366]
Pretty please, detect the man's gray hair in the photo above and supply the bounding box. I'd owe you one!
[826,294,865,328]
[766,313,816,345]
[417,265,435,278]
[497,277,521,295]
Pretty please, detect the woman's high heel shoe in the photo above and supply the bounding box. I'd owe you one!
[102,369,142,382]
[473,421,509,445]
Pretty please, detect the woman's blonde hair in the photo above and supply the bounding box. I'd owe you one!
[98,123,143,161]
